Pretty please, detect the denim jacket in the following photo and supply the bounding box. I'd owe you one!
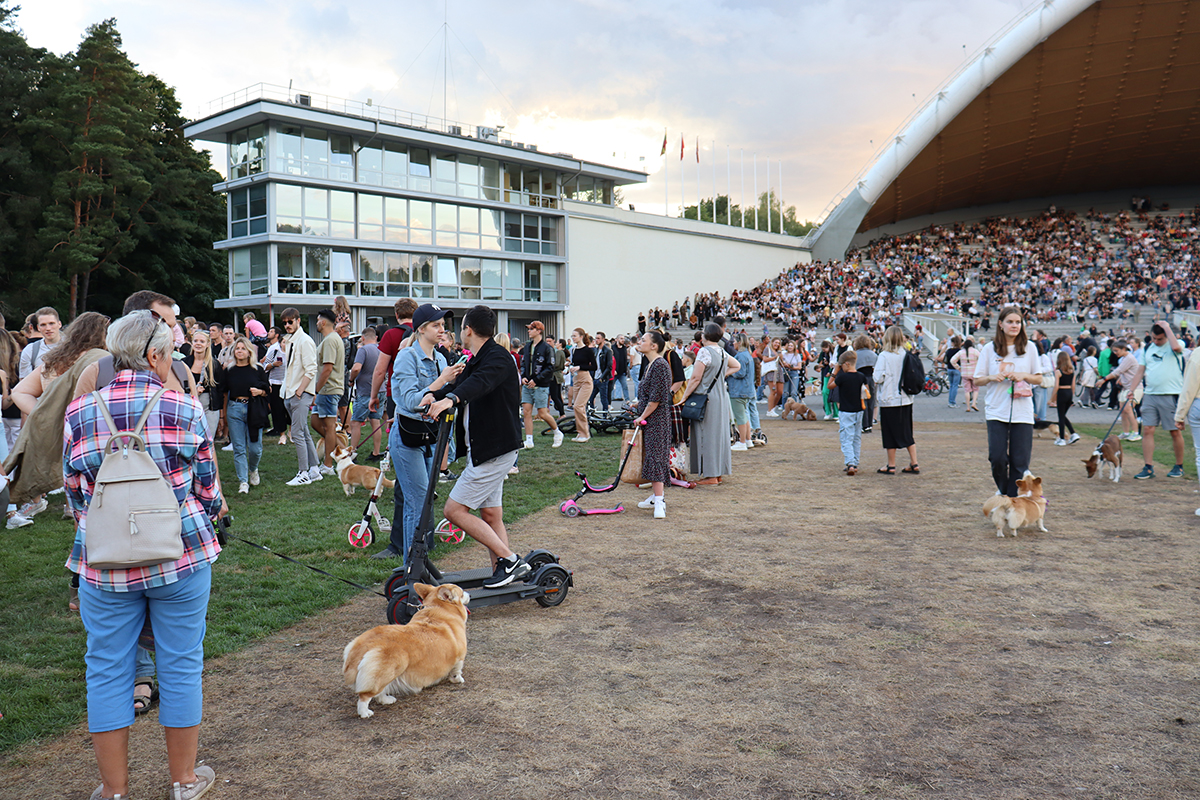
[727,350,754,399]
[392,344,448,420]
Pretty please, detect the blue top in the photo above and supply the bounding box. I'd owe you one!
[727,349,754,399]
[391,344,448,420]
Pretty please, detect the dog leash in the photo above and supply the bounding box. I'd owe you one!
[216,517,389,598]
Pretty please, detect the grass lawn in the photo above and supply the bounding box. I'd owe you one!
[0,423,623,754]
[1076,422,1198,480]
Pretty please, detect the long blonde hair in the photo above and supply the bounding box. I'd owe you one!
[190,329,216,388]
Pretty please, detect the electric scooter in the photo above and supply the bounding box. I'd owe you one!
[383,409,572,625]
[347,451,393,549]
[559,419,645,517]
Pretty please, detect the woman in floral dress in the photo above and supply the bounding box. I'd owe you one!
[629,330,672,519]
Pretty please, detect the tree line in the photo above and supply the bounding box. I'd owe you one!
[0,3,226,324]
[683,191,815,236]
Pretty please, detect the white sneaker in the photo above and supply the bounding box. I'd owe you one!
[1195,508,1200,517]
[653,499,666,519]
[552,429,564,448]
[286,471,312,486]
[221,443,234,452]
[307,466,324,482]
[238,482,249,494]
[524,436,535,449]
[637,494,657,509]
[823,414,831,421]
[766,409,780,417]
[19,498,48,517]
[248,470,260,486]
[731,442,748,451]
[745,440,755,448]
[319,464,336,476]
[278,434,288,446]
[1054,438,1066,446]
[1067,433,1080,445]
[1117,432,1130,440]
[6,513,33,530]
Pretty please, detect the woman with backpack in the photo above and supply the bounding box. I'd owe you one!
[873,326,919,474]
[63,310,226,800]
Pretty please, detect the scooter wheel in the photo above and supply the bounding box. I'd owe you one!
[348,521,373,548]
[435,518,464,543]
[386,588,417,625]
[534,565,571,608]
[384,570,407,599]
[564,504,582,518]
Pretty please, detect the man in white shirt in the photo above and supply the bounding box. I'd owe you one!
[280,309,320,486]
[17,307,62,380]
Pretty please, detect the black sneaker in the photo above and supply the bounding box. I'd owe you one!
[369,547,400,560]
[365,452,383,462]
[483,555,532,588]
[439,469,458,482]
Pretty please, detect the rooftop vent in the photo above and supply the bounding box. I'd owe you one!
[476,126,499,141]
[526,144,538,151]
[448,125,462,136]
[295,94,311,107]
[501,139,513,146]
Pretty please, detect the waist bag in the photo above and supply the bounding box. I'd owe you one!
[85,387,184,569]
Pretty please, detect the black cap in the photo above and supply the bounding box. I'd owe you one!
[411,303,453,330]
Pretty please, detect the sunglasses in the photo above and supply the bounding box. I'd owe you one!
[142,309,166,359]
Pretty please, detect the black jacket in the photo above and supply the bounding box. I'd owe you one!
[613,344,628,376]
[596,345,613,380]
[432,338,521,466]
[521,339,555,387]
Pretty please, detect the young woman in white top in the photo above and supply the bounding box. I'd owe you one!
[973,306,1050,497]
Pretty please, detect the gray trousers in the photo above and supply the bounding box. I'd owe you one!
[286,393,319,472]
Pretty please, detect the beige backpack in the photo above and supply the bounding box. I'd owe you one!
[84,387,184,569]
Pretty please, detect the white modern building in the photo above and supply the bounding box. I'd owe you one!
[184,85,807,339]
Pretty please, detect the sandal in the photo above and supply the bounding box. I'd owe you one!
[902,464,920,474]
[133,677,158,716]
[876,466,896,474]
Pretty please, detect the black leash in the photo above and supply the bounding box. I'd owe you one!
[215,517,388,598]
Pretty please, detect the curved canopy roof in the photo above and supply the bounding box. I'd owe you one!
[862,0,1200,232]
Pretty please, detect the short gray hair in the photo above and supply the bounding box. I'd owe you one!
[108,310,173,371]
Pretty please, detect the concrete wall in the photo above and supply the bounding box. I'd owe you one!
[563,201,808,336]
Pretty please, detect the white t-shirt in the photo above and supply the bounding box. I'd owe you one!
[974,342,1042,424]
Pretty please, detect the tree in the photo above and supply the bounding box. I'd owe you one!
[0,5,225,323]
[683,191,815,237]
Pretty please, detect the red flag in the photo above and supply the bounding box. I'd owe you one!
[680,134,684,161]
[696,136,700,163]
[660,129,667,156]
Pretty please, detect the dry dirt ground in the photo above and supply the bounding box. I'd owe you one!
[4,421,1199,800]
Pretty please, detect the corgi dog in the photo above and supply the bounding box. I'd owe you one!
[1033,419,1063,439]
[342,583,470,719]
[781,398,816,421]
[332,445,394,497]
[982,472,1048,538]
[1083,435,1122,483]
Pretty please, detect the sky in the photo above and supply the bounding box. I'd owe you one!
[15,0,1035,223]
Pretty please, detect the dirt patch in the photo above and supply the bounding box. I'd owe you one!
[4,422,1199,799]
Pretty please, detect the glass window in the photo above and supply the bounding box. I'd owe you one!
[303,187,328,236]
[523,214,538,240]
[277,126,303,175]
[457,156,479,198]
[503,164,522,204]
[385,252,410,296]
[306,246,330,294]
[358,143,382,185]
[481,158,500,201]
[599,180,614,205]
[409,148,431,178]
[437,257,457,299]
[330,190,355,238]
[359,250,384,297]
[277,244,304,294]
[277,184,302,217]
[382,143,407,189]
[229,129,248,179]
[411,254,434,285]
[436,154,456,182]
[524,263,541,302]
[459,257,481,300]
[409,200,431,245]
[435,203,457,247]
[481,209,502,251]
[230,189,248,237]
[330,133,353,180]
[505,261,523,301]
[523,169,540,198]
[331,249,355,295]
[302,127,329,178]
[358,194,383,240]
[384,197,407,244]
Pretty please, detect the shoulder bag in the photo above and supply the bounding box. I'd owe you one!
[679,347,723,422]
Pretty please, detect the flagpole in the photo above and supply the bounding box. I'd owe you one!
[766,156,771,233]
[740,149,745,228]
[696,136,700,222]
[679,136,684,220]
[726,146,731,226]
[711,140,716,226]
[753,153,758,231]
[779,161,784,234]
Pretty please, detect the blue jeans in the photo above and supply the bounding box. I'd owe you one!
[226,401,262,483]
[1032,385,1048,421]
[612,373,631,402]
[630,363,641,384]
[392,432,436,560]
[589,377,611,410]
[947,368,962,406]
[1188,399,1200,487]
[838,411,863,467]
[782,370,799,401]
[79,565,211,732]
[748,391,761,429]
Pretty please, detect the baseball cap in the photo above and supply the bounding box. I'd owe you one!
[412,303,453,330]
[526,320,544,332]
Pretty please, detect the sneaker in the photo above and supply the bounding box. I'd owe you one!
[863,426,873,434]
[823,414,831,421]
[846,465,858,476]
[1067,433,1080,445]
[508,466,520,475]
[278,434,288,446]
[88,785,128,800]
[637,494,657,509]
[1125,434,1142,442]
[653,500,666,519]
[170,765,215,800]
[1117,432,1130,440]
[368,547,399,560]
[237,482,249,494]
[483,555,532,589]
[765,408,779,417]
[308,466,324,481]
[285,471,312,486]
[524,436,535,450]
[439,469,458,482]
[248,470,260,486]
[745,440,755,448]
[1134,465,1154,480]
[221,443,234,452]
[19,497,47,517]
[731,442,748,451]
[1167,465,1185,478]
[552,429,564,448]
[1054,438,1066,446]
[319,464,336,476]
[6,512,33,530]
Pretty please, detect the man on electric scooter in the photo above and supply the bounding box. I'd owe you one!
[422,305,532,589]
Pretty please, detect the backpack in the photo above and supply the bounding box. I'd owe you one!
[900,350,926,396]
[84,387,184,569]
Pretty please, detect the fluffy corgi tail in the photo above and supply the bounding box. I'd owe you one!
[381,477,395,489]
[342,641,360,688]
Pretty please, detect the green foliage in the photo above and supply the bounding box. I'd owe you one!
[683,191,815,236]
[0,4,226,324]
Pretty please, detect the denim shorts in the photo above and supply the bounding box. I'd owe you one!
[520,385,550,409]
[313,393,339,418]
[352,392,385,422]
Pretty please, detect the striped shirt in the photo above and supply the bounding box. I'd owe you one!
[64,370,223,592]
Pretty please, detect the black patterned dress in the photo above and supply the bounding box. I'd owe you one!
[634,356,672,483]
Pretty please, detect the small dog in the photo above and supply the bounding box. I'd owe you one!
[781,398,817,421]
[1083,435,1123,482]
[342,582,470,719]
[982,472,1048,538]
[333,445,394,496]
[1033,419,1063,439]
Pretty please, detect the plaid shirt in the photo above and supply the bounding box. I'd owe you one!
[64,370,223,592]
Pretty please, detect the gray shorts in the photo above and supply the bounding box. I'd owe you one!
[449,449,518,510]
[521,385,549,409]
[1141,393,1178,428]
